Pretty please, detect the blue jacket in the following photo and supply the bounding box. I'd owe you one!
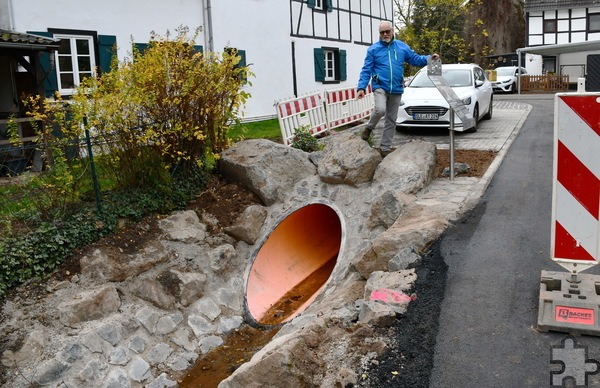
[357,39,430,94]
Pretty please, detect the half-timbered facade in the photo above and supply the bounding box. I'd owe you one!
[0,0,392,123]
[525,0,600,82]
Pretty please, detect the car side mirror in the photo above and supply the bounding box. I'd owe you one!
[475,79,484,87]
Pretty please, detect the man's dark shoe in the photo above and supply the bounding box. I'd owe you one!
[360,128,372,141]
[379,147,396,157]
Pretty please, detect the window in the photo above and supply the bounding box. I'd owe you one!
[314,48,347,83]
[307,0,333,12]
[54,34,96,95]
[589,13,600,32]
[26,30,115,98]
[474,67,485,84]
[543,56,557,74]
[543,19,557,33]
[324,50,336,81]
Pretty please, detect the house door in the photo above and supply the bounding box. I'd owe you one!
[586,54,600,92]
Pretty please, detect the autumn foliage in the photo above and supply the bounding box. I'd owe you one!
[27,28,251,192]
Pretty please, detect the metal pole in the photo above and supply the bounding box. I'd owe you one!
[517,49,522,95]
[449,107,455,181]
[83,117,102,212]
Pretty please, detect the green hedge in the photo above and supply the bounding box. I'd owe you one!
[0,173,208,296]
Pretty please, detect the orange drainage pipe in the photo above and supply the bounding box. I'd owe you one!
[246,203,343,326]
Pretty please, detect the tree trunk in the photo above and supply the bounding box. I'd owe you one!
[465,0,525,67]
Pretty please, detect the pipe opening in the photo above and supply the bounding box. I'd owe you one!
[246,203,343,326]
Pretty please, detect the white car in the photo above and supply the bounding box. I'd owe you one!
[396,63,493,132]
[491,66,527,93]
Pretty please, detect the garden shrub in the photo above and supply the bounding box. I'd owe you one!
[290,125,323,152]
[1,27,250,296]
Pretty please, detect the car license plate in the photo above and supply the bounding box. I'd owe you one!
[413,113,438,120]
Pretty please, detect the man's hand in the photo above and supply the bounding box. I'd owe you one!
[357,89,365,99]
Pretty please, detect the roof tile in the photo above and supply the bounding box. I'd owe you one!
[526,0,600,12]
[0,29,59,46]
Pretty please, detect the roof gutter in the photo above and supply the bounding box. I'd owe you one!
[0,42,58,50]
[1,0,15,30]
[202,0,214,52]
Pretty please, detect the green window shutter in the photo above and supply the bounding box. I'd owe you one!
[339,50,347,81]
[314,48,325,82]
[236,50,247,68]
[307,0,316,8]
[98,35,117,74]
[134,42,149,55]
[27,31,58,97]
[326,0,333,11]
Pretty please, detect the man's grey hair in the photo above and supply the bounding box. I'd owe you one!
[378,21,393,31]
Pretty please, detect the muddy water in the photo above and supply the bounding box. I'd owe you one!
[178,325,279,387]
[259,256,336,326]
[178,257,337,386]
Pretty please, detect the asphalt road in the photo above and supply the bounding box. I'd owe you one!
[429,95,600,388]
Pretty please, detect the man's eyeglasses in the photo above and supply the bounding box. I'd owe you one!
[379,30,392,35]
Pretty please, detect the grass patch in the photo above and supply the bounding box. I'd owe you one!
[229,118,281,142]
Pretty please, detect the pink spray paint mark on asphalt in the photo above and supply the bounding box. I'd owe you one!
[370,288,416,304]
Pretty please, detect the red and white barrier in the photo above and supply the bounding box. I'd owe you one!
[275,85,373,146]
[325,85,373,130]
[551,93,600,274]
[275,92,328,146]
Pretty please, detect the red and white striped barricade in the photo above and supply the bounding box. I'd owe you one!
[551,93,600,274]
[275,92,328,146]
[537,92,600,335]
[325,85,373,131]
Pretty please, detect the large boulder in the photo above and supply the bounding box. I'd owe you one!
[80,240,172,282]
[372,140,437,194]
[158,210,207,243]
[58,284,121,326]
[353,210,448,278]
[317,132,382,186]
[224,204,268,244]
[219,139,317,205]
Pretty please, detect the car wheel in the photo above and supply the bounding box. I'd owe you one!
[509,83,516,94]
[467,105,478,133]
[482,96,493,120]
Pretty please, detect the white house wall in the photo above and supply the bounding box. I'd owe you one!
[5,0,393,121]
[10,0,205,60]
[560,51,600,80]
[288,0,393,103]
[210,0,292,121]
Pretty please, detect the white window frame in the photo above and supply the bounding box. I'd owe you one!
[54,34,96,95]
[314,0,324,10]
[324,49,336,81]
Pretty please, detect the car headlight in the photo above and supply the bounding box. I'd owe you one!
[461,97,471,105]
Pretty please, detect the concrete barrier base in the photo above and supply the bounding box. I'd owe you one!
[537,270,600,336]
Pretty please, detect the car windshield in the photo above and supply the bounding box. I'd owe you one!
[409,68,472,88]
[496,67,519,76]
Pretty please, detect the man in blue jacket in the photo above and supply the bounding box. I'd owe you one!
[357,20,439,157]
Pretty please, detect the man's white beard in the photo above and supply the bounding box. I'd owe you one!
[382,37,392,43]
